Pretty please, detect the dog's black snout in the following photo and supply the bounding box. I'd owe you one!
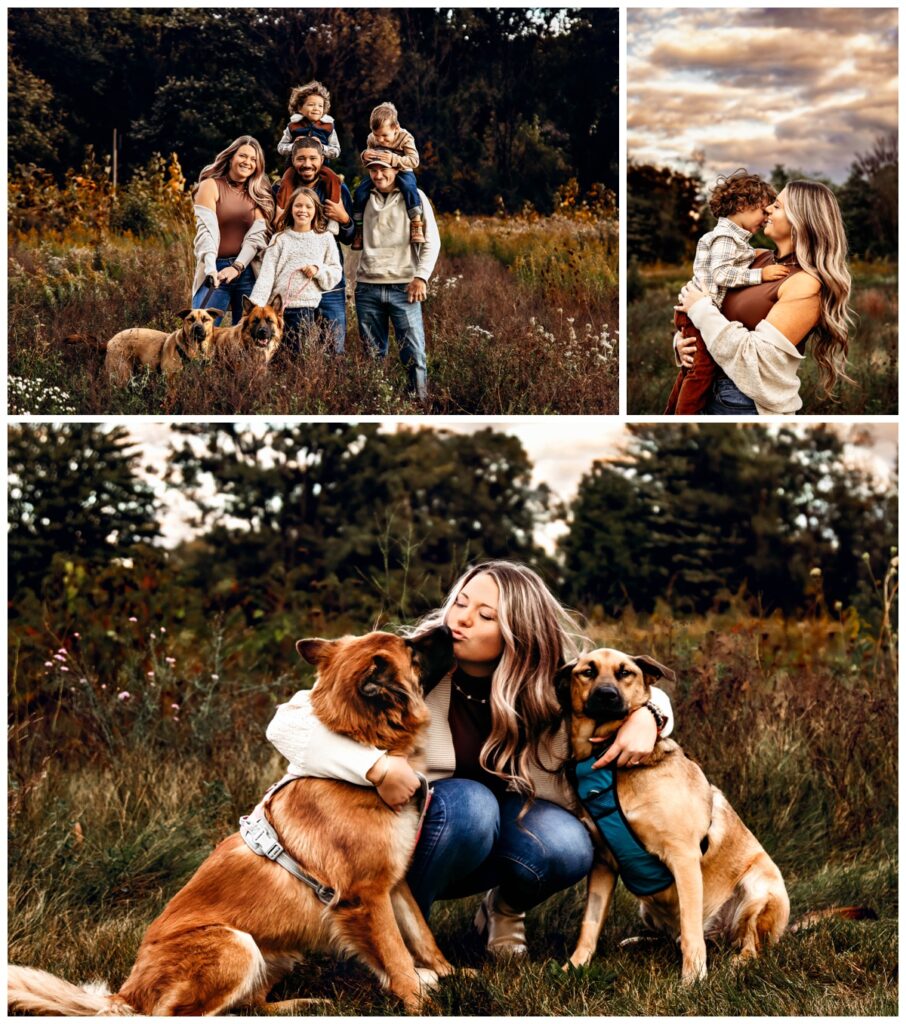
[586,684,626,720]
[408,625,455,692]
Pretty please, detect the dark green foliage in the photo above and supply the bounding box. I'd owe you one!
[167,423,557,627]
[560,425,898,619]
[8,423,160,598]
[627,162,703,264]
[8,8,617,212]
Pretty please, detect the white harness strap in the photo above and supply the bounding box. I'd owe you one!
[239,772,432,904]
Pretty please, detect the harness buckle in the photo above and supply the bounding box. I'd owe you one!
[239,813,284,861]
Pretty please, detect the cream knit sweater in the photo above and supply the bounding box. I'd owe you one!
[249,228,342,309]
[687,297,805,414]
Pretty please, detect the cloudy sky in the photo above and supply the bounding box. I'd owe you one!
[628,7,898,184]
[129,420,896,551]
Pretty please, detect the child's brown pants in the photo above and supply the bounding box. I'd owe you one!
[664,310,719,415]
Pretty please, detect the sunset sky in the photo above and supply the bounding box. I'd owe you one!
[627,7,898,183]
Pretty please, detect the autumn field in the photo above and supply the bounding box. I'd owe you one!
[8,167,617,416]
[627,261,898,415]
[9,599,896,1016]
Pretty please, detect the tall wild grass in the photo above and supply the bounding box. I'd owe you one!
[8,162,617,415]
[627,263,898,415]
[8,597,896,1016]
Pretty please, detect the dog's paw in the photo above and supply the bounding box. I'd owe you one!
[681,960,707,986]
[415,967,440,991]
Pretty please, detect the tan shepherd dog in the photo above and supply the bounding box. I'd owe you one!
[204,295,284,364]
[8,627,456,1015]
[556,648,790,984]
[65,308,223,385]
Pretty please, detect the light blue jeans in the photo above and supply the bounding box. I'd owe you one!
[354,282,428,400]
[407,778,593,920]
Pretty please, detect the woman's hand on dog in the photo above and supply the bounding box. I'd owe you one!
[368,754,421,812]
[590,706,658,769]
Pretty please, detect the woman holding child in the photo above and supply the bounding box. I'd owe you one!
[267,561,674,957]
[191,136,274,325]
[672,177,852,415]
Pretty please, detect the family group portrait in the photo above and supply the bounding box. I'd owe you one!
[8,8,617,416]
[626,7,898,416]
[8,421,896,1016]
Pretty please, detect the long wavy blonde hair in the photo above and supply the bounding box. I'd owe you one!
[405,561,588,800]
[196,135,275,222]
[785,180,854,395]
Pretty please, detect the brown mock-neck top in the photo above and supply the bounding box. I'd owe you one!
[722,250,802,328]
[215,177,256,258]
[715,251,808,379]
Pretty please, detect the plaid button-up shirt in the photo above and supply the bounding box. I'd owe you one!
[693,217,762,307]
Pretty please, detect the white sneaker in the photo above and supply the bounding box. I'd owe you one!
[473,888,528,958]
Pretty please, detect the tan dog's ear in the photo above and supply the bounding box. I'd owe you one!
[175,308,193,319]
[296,638,334,664]
[630,655,676,684]
[554,659,577,713]
[206,307,227,318]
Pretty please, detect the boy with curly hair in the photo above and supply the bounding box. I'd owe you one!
[665,170,787,414]
[277,81,342,204]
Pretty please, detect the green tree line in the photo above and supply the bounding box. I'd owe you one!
[8,7,616,214]
[628,137,898,264]
[10,422,895,630]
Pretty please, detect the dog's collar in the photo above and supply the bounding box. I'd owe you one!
[175,335,196,363]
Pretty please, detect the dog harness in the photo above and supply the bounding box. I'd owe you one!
[239,772,431,904]
[573,755,676,897]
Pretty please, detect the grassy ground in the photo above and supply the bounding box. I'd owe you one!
[9,604,897,1015]
[7,213,617,416]
[627,262,898,415]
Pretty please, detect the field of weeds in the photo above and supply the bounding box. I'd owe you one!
[8,596,897,1016]
[8,170,618,415]
[627,261,898,415]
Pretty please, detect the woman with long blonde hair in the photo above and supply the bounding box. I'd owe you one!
[191,136,275,326]
[675,179,853,414]
[267,561,674,957]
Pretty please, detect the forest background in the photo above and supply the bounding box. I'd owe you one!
[8,422,898,1015]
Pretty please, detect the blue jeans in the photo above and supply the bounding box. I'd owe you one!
[407,779,593,920]
[317,286,347,354]
[282,307,317,357]
[192,258,255,327]
[355,283,428,400]
[353,172,422,222]
[704,376,758,416]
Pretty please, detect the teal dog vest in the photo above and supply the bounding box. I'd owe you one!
[574,754,675,897]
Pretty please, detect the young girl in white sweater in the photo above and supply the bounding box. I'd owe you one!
[249,187,342,354]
